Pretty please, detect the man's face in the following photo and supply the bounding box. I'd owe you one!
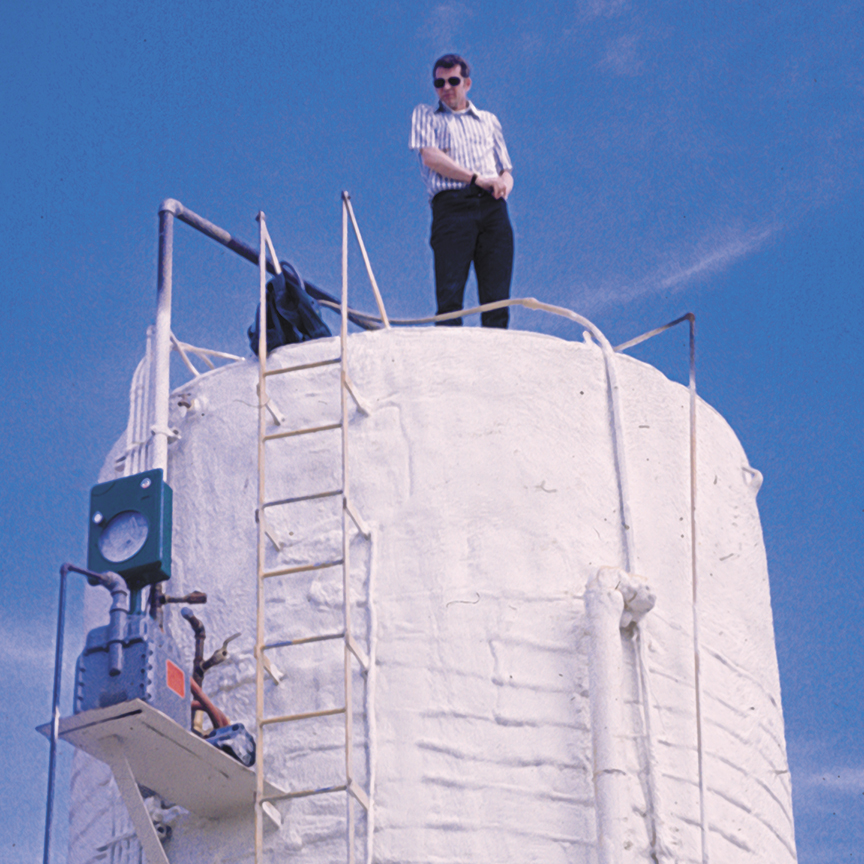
[434,66,471,111]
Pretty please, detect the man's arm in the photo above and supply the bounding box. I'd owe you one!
[420,147,513,200]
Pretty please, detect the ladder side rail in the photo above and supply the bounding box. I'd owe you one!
[254,212,270,864]
[341,193,358,864]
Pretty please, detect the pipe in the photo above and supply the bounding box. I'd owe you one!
[153,207,174,478]
[586,567,655,864]
[101,572,130,677]
[181,608,206,685]
[190,679,231,731]
[157,198,375,330]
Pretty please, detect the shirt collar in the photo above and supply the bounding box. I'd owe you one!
[436,99,480,118]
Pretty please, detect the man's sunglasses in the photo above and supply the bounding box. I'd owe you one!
[434,76,463,88]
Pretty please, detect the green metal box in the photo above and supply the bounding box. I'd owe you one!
[88,469,173,588]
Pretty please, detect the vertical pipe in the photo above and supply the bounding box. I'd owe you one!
[254,213,268,864]
[42,566,69,864]
[595,339,635,573]
[341,194,356,864]
[688,315,708,862]
[123,359,143,478]
[140,326,154,474]
[153,208,174,479]
[585,569,626,864]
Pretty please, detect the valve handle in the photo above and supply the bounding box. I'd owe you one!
[205,632,241,668]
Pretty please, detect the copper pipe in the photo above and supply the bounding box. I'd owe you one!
[190,679,230,730]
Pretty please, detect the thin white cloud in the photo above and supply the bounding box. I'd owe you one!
[579,0,628,19]
[598,34,642,76]
[419,3,474,46]
[0,623,55,669]
[596,220,780,309]
[655,223,777,291]
[0,617,81,682]
[798,767,864,793]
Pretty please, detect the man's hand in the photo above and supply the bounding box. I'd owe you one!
[476,171,513,200]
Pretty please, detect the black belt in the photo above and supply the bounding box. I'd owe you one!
[432,184,492,204]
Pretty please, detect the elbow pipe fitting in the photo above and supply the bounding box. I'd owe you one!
[180,606,204,637]
[159,198,183,216]
[585,567,656,864]
[190,679,230,731]
[62,566,130,677]
[100,572,129,677]
[181,607,206,684]
[61,566,130,676]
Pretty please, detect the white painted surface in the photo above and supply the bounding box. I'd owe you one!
[68,327,795,863]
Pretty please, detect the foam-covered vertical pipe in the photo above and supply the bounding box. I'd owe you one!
[586,568,627,864]
[153,207,174,478]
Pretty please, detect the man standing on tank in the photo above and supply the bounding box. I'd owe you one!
[410,54,514,328]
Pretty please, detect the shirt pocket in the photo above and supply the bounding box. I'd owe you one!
[436,121,453,154]
[463,124,494,156]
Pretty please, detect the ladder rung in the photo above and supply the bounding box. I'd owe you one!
[264,421,341,442]
[263,489,342,509]
[264,631,345,651]
[264,357,341,377]
[261,783,347,803]
[262,559,343,579]
[261,706,345,726]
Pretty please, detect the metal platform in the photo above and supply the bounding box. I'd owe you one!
[39,699,282,819]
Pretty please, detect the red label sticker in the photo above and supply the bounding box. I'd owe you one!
[166,659,185,698]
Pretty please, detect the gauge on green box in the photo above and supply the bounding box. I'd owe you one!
[88,469,173,589]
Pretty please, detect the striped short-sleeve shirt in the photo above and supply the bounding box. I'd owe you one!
[410,100,513,200]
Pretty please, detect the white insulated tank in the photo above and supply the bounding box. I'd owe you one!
[69,327,796,863]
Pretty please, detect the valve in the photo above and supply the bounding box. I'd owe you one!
[203,632,241,675]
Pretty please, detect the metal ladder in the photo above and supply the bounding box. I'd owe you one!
[252,201,388,864]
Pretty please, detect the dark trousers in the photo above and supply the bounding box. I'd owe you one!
[430,186,514,328]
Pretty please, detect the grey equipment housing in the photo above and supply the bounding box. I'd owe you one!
[74,611,191,729]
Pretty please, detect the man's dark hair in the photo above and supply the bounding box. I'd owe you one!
[433,54,470,78]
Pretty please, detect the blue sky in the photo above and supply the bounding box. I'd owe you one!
[2,1,862,861]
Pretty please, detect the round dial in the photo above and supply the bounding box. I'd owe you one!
[98,510,150,563]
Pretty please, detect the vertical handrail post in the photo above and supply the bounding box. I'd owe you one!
[153,206,174,478]
[254,212,269,864]
[687,315,708,863]
[42,565,70,864]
